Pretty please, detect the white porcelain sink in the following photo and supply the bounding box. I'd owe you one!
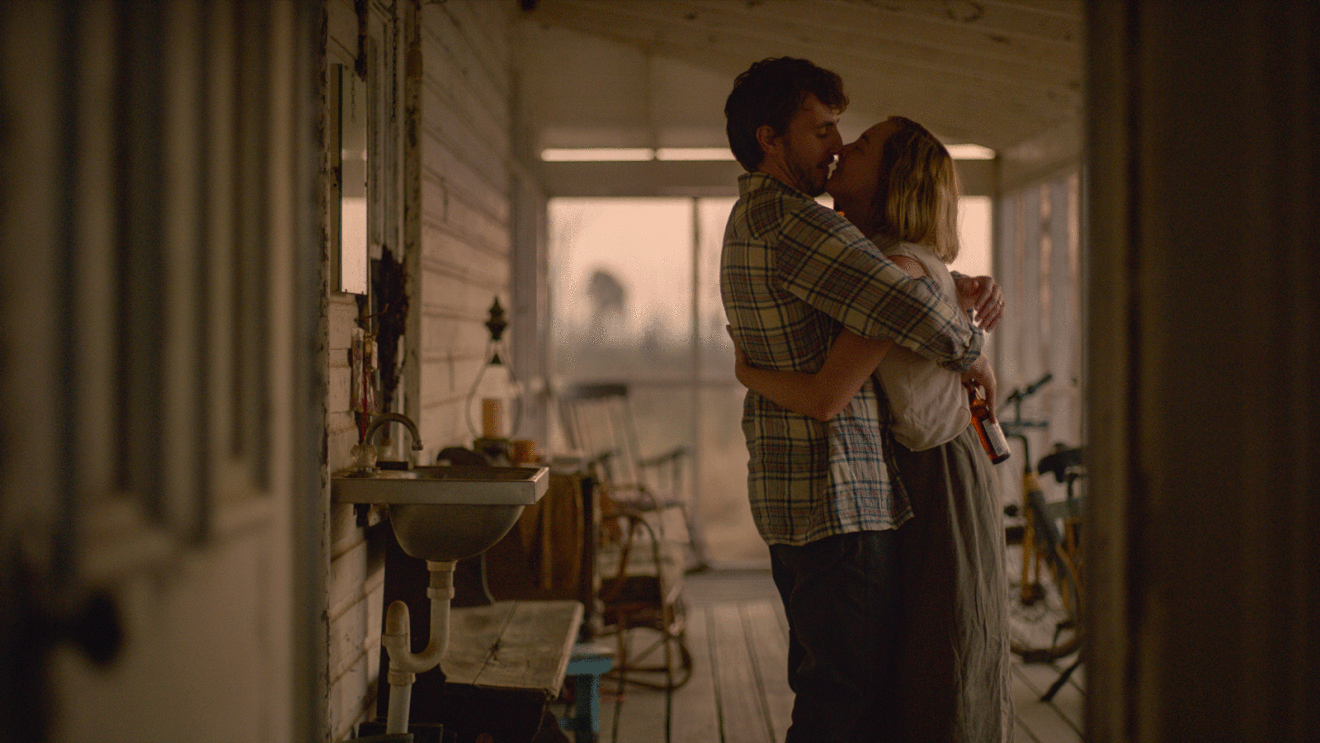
[332,465,549,561]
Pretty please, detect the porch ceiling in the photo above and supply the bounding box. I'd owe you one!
[515,0,1082,196]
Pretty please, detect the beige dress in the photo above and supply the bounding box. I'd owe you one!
[878,241,1014,743]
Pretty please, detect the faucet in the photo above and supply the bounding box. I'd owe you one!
[365,413,423,466]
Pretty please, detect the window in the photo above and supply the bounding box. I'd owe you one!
[549,197,762,563]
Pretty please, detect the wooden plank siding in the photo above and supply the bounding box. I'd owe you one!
[412,0,519,453]
[324,0,409,737]
[571,570,1084,743]
[991,173,1086,522]
[324,0,526,737]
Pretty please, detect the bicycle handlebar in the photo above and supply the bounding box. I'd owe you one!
[1005,372,1053,404]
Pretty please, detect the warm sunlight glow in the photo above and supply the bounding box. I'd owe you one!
[952,196,993,277]
[655,147,736,161]
[947,144,996,160]
[542,147,738,162]
[541,148,654,161]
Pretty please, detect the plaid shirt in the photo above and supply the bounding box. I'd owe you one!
[721,172,983,546]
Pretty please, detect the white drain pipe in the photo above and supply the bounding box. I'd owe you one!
[381,560,456,735]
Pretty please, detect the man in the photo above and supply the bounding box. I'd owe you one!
[720,57,1002,742]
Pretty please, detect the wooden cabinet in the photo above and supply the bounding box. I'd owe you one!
[483,469,601,634]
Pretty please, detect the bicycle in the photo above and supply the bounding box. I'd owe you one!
[999,373,1084,668]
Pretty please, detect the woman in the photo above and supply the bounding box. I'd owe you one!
[732,116,1013,742]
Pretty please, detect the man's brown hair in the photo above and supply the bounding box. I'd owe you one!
[724,57,848,172]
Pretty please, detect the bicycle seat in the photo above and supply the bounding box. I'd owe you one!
[1037,445,1084,483]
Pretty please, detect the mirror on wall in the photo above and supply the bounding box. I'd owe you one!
[338,64,368,294]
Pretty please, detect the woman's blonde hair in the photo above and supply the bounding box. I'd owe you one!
[870,117,962,263]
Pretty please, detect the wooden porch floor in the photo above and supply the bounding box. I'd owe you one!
[565,569,1084,743]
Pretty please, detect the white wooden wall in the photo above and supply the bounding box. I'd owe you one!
[321,2,538,740]
[408,1,525,452]
[323,0,404,740]
[992,173,1085,501]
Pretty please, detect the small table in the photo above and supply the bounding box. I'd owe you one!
[443,600,583,696]
[365,600,582,742]
[439,600,583,742]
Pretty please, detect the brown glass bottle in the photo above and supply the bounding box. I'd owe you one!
[969,386,1011,464]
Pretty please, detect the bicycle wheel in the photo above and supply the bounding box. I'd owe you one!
[1004,518,1082,663]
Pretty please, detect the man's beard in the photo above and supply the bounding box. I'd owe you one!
[792,164,828,197]
[783,143,829,196]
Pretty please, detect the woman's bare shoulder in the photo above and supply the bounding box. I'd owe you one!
[888,253,927,279]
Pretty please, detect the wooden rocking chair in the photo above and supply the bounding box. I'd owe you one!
[557,382,699,691]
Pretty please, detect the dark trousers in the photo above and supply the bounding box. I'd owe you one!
[770,530,902,743]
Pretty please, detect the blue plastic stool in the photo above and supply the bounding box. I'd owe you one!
[559,641,614,743]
